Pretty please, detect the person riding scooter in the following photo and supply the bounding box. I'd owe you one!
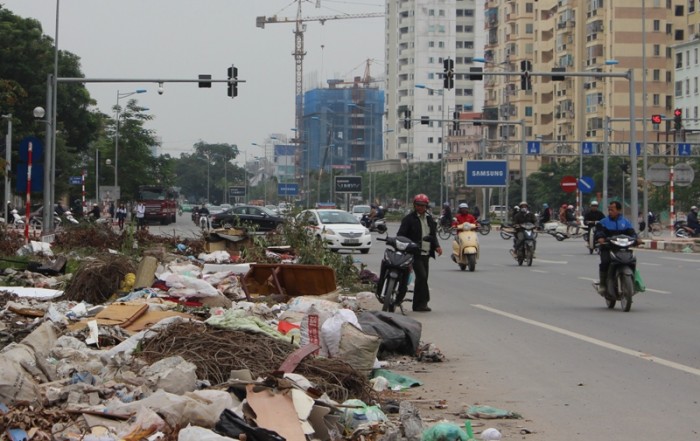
[451,203,480,271]
[687,206,700,236]
[594,200,638,296]
[511,201,537,258]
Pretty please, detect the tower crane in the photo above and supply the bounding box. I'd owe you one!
[256,1,383,147]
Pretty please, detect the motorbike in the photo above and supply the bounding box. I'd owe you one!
[499,223,515,240]
[674,220,699,238]
[360,215,387,234]
[63,210,79,225]
[451,222,479,271]
[437,216,455,240]
[583,221,599,254]
[477,218,491,235]
[593,234,638,312]
[10,209,25,228]
[375,235,421,313]
[512,222,537,266]
[542,220,574,241]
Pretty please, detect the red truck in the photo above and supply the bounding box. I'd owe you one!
[137,185,178,225]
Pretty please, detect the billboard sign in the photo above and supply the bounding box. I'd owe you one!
[335,176,362,193]
[465,160,508,187]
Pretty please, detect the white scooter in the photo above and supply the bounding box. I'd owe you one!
[451,222,480,271]
[10,209,25,228]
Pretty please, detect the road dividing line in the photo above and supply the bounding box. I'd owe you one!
[578,276,597,282]
[537,259,568,264]
[639,262,661,266]
[473,304,700,377]
[645,288,671,295]
[531,269,548,274]
[661,256,700,263]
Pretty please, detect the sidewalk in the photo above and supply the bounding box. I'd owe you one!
[638,229,699,253]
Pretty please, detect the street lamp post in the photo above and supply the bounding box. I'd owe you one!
[2,114,11,221]
[114,89,146,191]
[251,142,270,204]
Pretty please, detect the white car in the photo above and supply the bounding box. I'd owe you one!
[351,204,371,221]
[297,209,372,254]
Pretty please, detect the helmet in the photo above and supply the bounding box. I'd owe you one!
[543,203,549,208]
[443,202,450,208]
[691,206,698,211]
[561,204,567,208]
[591,201,599,206]
[459,203,469,209]
[519,201,528,207]
[567,205,574,209]
[370,204,377,209]
[413,194,430,206]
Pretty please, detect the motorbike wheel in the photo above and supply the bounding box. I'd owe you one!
[526,248,533,266]
[377,224,387,234]
[381,277,397,313]
[479,224,491,235]
[675,228,689,238]
[467,254,476,272]
[618,273,634,312]
[438,226,452,240]
[499,231,512,240]
[555,232,566,241]
[517,250,524,266]
[458,263,466,271]
[605,297,616,309]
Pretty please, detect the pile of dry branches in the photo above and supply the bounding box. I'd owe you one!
[138,321,375,403]
[62,254,136,303]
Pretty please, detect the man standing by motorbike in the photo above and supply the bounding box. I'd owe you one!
[511,201,537,257]
[594,201,637,296]
[397,194,442,312]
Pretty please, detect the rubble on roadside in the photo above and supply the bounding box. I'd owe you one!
[0,228,523,440]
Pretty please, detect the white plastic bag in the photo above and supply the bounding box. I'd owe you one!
[319,309,360,358]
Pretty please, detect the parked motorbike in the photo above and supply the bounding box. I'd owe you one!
[63,210,79,225]
[583,221,599,254]
[512,222,537,266]
[674,220,699,238]
[542,220,572,241]
[451,222,479,271]
[375,235,421,313]
[360,215,387,234]
[10,209,25,228]
[29,211,62,230]
[593,234,638,312]
[437,216,455,240]
[499,223,515,240]
[477,218,491,235]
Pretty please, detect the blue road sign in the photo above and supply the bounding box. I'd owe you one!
[678,143,691,156]
[277,183,299,196]
[19,136,44,163]
[581,142,595,155]
[578,176,594,194]
[628,142,642,156]
[69,176,82,185]
[465,160,508,187]
[15,163,44,193]
[527,141,541,155]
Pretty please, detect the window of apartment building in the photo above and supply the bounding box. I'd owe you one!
[428,137,434,144]
[675,30,685,41]
[676,52,683,68]
[666,23,673,35]
[439,9,445,17]
[667,71,672,83]
[686,78,691,95]
[439,41,445,48]
[456,41,463,49]
[526,3,534,13]
[695,48,699,64]
[667,0,672,9]
[455,89,463,96]
[653,20,660,31]
[429,56,435,64]
[666,95,673,109]
[690,0,696,14]
[525,106,533,117]
[526,23,534,34]
[675,5,684,16]
[428,9,435,16]
[464,88,473,96]
[465,25,473,33]
[654,44,661,56]
[438,24,446,33]
[695,106,699,121]
[653,94,661,106]
[674,80,682,97]
[464,41,474,49]
[667,47,673,58]
[687,50,691,67]
[428,105,434,112]
[653,69,661,81]
[456,25,463,33]
[429,41,435,48]
[695,77,699,93]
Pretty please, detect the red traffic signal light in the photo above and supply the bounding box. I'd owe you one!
[674,108,682,117]
[651,114,662,124]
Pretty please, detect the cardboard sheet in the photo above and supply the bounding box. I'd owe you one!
[245,384,306,441]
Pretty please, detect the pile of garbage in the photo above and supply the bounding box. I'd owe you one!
[0,238,455,440]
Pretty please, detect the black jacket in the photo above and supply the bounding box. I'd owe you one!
[583,209,605,224]
[513,210,536,225]
[397,210,440,258]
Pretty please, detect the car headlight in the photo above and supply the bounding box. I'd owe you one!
[323,227,336,235]
[364,228,370,234]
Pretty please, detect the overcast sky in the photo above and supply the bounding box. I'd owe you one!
[2,0,385,163]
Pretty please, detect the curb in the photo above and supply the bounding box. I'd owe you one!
[640,238,699,253]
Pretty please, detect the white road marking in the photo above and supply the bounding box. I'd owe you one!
[661,256,700,263]
[537,259,568,264]
[578,277,597,282]
[531,269,548,274]
[639,262,661,266]
[473,304,700,377]
[645,288,671,295]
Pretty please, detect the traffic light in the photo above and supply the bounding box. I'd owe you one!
[674,108,682,130]
[443,58,454,90]
[651,114,662,125]
[403,110,412,129]
[520,60,532,90]
[453,111,460,131]
[227,65,238,98]
[552,66,565,81]
[468,67,483,81]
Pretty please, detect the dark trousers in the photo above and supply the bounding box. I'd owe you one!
[599,247,611,273]
[412,255,431,309]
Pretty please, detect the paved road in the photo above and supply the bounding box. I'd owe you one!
[355,223,700,440]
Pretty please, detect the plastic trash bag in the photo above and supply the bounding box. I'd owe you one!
[634,269,646,293]
[422,421,468,441]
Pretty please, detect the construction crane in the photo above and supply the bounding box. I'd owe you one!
[256,1,383,147]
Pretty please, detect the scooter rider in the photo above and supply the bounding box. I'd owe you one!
[594,200,638,295]
[511,201,537,257]
[687,206,700,236]
[583,201,605,227]
[452,203,477,227]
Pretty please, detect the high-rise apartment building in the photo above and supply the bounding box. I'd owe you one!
[385,0,485,164]
[483,0,687,171]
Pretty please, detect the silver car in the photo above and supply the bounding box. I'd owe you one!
[297,209,372,254]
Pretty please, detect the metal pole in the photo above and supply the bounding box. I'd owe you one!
[440,90,445,205]
[603,116,610,208]
[114,90,120,189]
[628,69,638,226]
[520,120,526,202]
[42,75,53,231]
[2,114,11,221]
[49,0,59,233]
[641,0,649,237]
